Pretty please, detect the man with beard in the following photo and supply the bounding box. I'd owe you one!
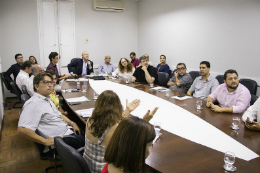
[206,69,250,113]
[187,61,219,99]
[167,63,193,93]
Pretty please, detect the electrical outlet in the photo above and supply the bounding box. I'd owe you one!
[84,38,88,43]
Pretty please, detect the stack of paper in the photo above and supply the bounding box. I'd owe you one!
[78,78,88,81]
[66,79,76,82]
[66,96,90,103]
[151,87,171,92]
[76,108,94,118]
[171,96,192,100]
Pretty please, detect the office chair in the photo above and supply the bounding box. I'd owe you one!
[54,136,91,173]
[1,72,13,91]
[250,94,259,106]
[215,75,224,85]
[157,72,169,87]
[21,94,30,104]
[239,79,258,95]
[189,71,200,80]
[10,82,23,108]
[70,58,81,74]
[21,85,31,97]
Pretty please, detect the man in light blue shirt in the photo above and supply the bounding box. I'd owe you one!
[97,56,116,74]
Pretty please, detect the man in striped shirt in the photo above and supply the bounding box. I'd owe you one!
[18,72,84,149]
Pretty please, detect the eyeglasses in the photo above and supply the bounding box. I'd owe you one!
[177,67,186,70]
[40,80,55,85]
[17,57,23,59]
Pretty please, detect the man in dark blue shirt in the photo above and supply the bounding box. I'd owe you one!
[4,54,24,84]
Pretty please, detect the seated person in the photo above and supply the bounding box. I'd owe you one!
[206,69,250,113]
[98,56,116,74]
[130,52,140,68]
[242,98,260,132]
[28,64,44,96]
[132,56,158,84]
[29,56,38,65]
[102,116,155,173]
[156,55,170,73]
[112,58,135,79]
[4,53,24,84]
[187,61,219,99]
[16,60,32,91]
[18,72,84,150]
[137,54,153,67]
[167,63,193,93]
[83,90,158,173]
[46,52,70,92]
[68,51,93,75]
[46,70,68,116]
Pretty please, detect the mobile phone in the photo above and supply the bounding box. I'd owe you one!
[177,95,185,98]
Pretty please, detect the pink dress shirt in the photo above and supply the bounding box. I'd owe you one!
[209,83,251,114]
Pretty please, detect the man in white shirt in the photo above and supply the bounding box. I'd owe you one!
[16,60,32,91]
[28,64,44,96]
[242,98,260,132]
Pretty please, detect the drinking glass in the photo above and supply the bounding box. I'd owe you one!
[76,79,80,85]
[154,122,162,136]
[196,100,203,110]
[150,82,154,88]
[125,77,130,84]
[165,91,170,97]
[93,91,99,100]
[223,151,236,172]
[231,117,240,130]
[90,72,94,76]
[82,85,87,92]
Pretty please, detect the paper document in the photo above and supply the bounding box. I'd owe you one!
[151,87,171,92]
[76,108,94,118]
[78,78,89,81]
[66,79,76,82]
[172,96,192,100]
[99,74,109,76]
[66,96,90,103]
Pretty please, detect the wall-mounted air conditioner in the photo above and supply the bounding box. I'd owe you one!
[93,0,125,12]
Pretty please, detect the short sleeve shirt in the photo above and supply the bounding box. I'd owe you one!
[168,73,193,93]
[133,65,158,84]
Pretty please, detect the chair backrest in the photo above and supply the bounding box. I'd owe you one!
[189,71,200,80]
[1,72,12,90]
[54,137,91,173]
[21,85,30,97]
[21,94,30,104]
[157,72,169,87]
[70,58,81,74]
[215,75,224,84]
[10,82,22,100]
[71,58,81,63]
[250,94,259,106]
[239,79,258,95]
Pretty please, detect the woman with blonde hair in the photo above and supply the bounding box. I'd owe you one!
[83,90,158,173]
[112,58,135,79]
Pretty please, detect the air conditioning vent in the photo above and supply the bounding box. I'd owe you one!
[93,0,125,12]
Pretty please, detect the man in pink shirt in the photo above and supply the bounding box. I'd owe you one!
[206,69,250,114]
[130,52,140,68]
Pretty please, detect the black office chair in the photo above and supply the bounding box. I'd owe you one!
[157,72,169,87]
[189,71,200,80]
[250,94,259,106]
[70,58,81,74]
[239,79,258,95]
[169,69,177,78]
[21,85,31,97]
[54,136,91,173]
[215,75,224,84]
[10,82,23,108]
[21,94,30,104]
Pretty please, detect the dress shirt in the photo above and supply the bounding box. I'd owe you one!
[209,83,251,114]
[242,98,260,123]
[82,61,92,75]
[112,68,135,79]
[28,75,35,96]
[168,73,193,93]
[133,65,159,85]
[131,59,140,68]
[156,63,170,73]
[46,62,61,83]
[16,70,30,91]
[97,62,116,74]
[4,63,22,82]
[189,75,219,99]
[18,93,72,139]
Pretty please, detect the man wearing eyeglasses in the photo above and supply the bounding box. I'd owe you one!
[4,53,24,85]
[18,72,84,151]
[167,63,193,93]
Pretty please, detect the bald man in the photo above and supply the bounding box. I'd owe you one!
[97,56,116,74]
[28,64,44,96]
[67,51,94,75]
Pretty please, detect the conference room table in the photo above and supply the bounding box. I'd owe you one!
[61,76,260,173]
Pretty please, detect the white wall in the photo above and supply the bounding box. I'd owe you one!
[139,0,260,95]
[0,0,40,97]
